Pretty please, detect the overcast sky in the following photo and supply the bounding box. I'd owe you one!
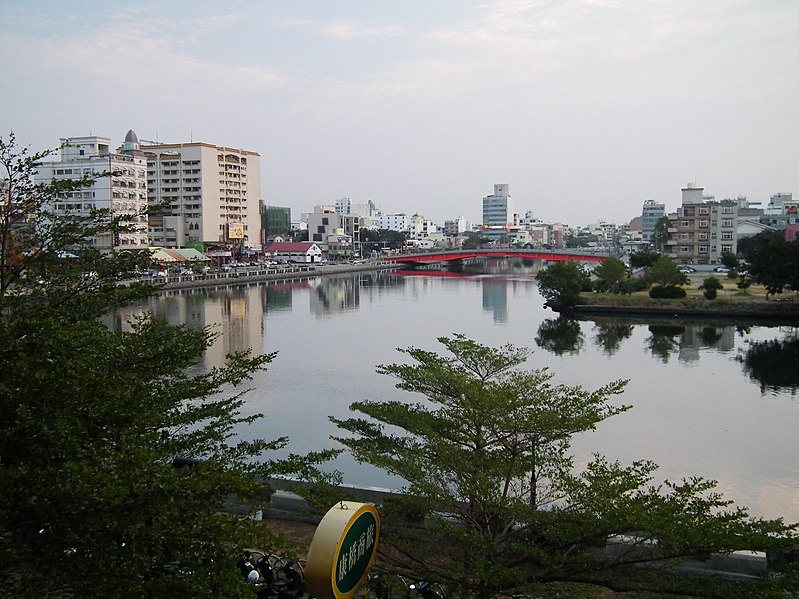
[2,0,797,226]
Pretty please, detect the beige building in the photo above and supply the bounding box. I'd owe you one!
[34,132,150,253]
[665,184,738,266]
[142,140,261,252]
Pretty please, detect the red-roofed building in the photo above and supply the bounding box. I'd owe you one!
[264,241,323,263]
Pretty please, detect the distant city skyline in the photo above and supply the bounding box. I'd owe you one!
[2,1,797,226]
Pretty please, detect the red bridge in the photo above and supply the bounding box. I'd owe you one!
[384,248,608,265]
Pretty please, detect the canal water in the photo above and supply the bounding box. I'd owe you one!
[114,265,799,524]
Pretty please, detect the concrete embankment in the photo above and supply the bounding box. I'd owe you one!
[156,262,399,292]
[555,297,799,325]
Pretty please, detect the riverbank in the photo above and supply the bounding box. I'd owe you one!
[157,261,398,291]
[556,276,799,324]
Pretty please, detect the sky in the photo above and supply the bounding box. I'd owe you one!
[2,0,797,227]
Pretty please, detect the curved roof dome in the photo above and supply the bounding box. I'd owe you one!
[124,129,139,144]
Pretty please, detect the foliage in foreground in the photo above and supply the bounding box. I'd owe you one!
[331,335,796,599]
[0,133,336,597]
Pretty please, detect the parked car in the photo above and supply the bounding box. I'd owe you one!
[678,266,696,274]
[713,266,731,273]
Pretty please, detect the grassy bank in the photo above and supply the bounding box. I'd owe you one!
[562,276,799,322]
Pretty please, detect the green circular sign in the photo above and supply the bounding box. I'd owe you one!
[306,502,381,599]
[334,509,378,595]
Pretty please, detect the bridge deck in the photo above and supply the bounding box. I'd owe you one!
[385,249,607,264]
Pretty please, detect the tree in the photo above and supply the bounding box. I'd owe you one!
[648,255,689,287]
[629,251,659,270]
[738,231,799,299]
[0,134,335,597]
[462,235,491,249]
[535,261,586,309]
[593,256,628,293]
[720,250,738,270]
[565,233,597,248]
[331,335,796,598]
[699,276,724,299]
[360,228,407,250]
[650,216,671,252]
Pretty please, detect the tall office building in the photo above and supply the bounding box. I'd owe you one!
[482,184,513,238]
[641,199,665,242]
[33,131,150,253]
[142,140,261,252]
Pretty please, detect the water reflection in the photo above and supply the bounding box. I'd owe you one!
[592,322,634,356]
[737,333,799,395]
[535,317,584,355]
[112,272,799,398]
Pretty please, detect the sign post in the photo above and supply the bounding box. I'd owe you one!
[305,502,380,599]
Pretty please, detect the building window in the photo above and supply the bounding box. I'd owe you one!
[698,220,709,228]
[699,245,708,253]
[698,207,709,215]
[722,218,733,227]
[698,232,708,241]
[722,232,732,240]
[680,246,689,253]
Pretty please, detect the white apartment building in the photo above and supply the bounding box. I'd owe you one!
[406,214,439,240]
[335,196,378,218]
[588,220,618,246]
[142,139,261,252]
[443,216,470,237]
[379,213,409,232]
[34,132,150,252]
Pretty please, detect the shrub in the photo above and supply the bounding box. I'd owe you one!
[699,276,724,300]
[621,277,650,294]
[649,284,687,299]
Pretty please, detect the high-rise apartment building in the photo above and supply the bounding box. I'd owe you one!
[665,183,738,265]
[33,131,150,253]
[142,140,261,252]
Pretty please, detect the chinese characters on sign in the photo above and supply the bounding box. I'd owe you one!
[305,502,380,599]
